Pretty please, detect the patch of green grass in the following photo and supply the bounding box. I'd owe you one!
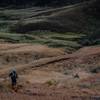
[0,32,35,43]
[0,31,83,52]
[29,31,83,48]
[51,36,78,41]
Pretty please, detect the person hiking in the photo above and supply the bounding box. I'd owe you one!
[9,68,18,89]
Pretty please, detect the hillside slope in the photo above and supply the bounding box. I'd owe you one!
[0,43,100,100]
[8,0,100,34]
[0,0,99,49]
[0,0,87,7]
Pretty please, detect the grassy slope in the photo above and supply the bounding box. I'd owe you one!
[0,0,99,52]
[0,32,84,52]
[3,0,99,34]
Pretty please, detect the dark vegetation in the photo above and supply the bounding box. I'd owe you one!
[0,0,88,7]
[84,0,100,18]
[81,0,100,46]
[8,0,100,33]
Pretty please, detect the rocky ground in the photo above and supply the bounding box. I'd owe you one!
[0,43,100,100]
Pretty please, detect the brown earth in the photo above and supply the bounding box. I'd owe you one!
[0,43,100,100]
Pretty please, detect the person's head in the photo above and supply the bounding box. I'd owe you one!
[10,68,16,73]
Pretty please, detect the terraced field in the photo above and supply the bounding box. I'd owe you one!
[0,31,84,52]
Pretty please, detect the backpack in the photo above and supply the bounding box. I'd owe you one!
[10,71,17,79]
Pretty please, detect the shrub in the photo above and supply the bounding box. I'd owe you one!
[45,79,58,86]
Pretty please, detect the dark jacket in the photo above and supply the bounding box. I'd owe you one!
[9,70,18,85]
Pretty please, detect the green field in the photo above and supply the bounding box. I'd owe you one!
[0,31,84,52]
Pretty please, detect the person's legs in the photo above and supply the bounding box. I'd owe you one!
[11,78,17,89]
